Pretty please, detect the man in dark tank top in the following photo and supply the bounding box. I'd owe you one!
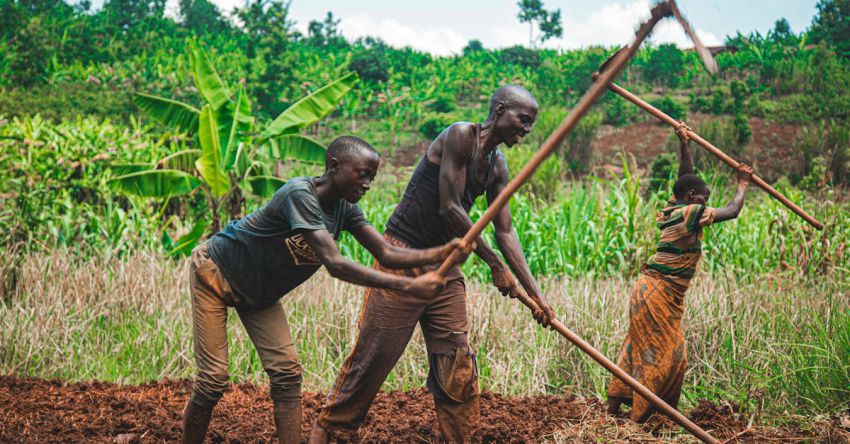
[311,85,556,444]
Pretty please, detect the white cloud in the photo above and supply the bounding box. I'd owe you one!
[556,0,721,50]
[334,12,469,56]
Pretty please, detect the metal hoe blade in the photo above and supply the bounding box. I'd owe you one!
[667,0,719,74]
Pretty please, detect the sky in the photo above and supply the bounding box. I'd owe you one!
[110,0,821,56]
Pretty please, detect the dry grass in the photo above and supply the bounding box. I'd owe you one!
[1,249,848,419]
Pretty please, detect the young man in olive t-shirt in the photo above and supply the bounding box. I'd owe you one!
[182,136,463,444]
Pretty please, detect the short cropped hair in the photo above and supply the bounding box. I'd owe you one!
[488,84,538,116]
[673,174,709,200]
[325,136,378,169]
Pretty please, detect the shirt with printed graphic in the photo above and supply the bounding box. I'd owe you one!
[647,203,717,288]
[208,176,370,308]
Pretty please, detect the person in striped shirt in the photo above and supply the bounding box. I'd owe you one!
[606,122,754,422]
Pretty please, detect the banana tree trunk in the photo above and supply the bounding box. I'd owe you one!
[228,186,244,221]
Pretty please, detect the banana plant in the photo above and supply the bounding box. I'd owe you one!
[109,41,358,253]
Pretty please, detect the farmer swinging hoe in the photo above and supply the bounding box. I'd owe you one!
[437,1,823,443]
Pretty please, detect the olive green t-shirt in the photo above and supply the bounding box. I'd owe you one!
[208,176,369,308]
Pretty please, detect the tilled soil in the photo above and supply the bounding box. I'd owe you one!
[1,375,845,443]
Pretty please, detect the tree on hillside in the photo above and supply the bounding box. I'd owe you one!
[237,0,296,117]
[644,44,684,89]
[307,11,346,48]
[349,41,389,84]
[463,39,484,56]
[100,0,167,31]
[180,0,229,35]
[516,0,563,48]
[810,0,850,58]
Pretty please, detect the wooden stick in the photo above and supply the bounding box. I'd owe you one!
[434,2,720,443]
[600,80,823,231]
[508,284,718,444]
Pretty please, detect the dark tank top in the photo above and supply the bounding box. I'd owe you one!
[386,125,497,249]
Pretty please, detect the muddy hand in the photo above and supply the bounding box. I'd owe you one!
[443,238,475,263]
[675,120,690,145]
[737,163,754,186]
[528,292,556,328]
[407,272,447,299]
[490,264,517,297]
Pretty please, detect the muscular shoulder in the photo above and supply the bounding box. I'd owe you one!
[442,122,477,157]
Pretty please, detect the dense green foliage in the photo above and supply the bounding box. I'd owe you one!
[3,0,850,188]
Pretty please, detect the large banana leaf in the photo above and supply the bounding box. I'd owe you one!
[157,148,201,173]
[108,169,201,198]
[246,176,287,199]
[195,105,230,197]
[259,72,358,139]
[109,162,153,176]
[269,134,326,164]
[188,41,231,111]
[218,86,253,172]
[133,92,200,134]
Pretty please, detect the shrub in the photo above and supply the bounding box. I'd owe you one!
[429,92,456,113]
[689,92,710,113]
[649,95,686,122]
[648,152,677,193]
[500,45,541,68]
[730,80,748,110]
[601,95,638,127]
[733,113,752,146]
[419,113,453,140]
[349,49,389,84]
[710,89,726,115]
[644,43,684,89]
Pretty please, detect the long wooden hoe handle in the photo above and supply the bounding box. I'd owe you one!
[510,286,719,444]
[601,80,824,231]
[433,2,720,443]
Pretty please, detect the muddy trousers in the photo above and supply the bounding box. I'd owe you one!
[317,236,480,443]
[188,242,303,408]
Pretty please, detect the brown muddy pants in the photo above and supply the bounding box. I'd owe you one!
[188,242,303,407]
[317,235,480,443]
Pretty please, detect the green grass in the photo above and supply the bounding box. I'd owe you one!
[2,249,847,418]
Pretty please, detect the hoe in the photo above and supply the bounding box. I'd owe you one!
[434,1,760,443]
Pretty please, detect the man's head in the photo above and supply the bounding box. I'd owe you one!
[673,174,710,205]
[487,85,538,147]
[325,136,380,203]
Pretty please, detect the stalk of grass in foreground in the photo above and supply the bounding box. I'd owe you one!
[2,250,847,418]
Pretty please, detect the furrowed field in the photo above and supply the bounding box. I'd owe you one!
[2,0,850,442]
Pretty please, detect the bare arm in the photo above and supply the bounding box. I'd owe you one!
[301,228,445,298]
[488,153,555,325]
[437,124,504,268]
[676,121,695,177]
[714,164,753,223]
[348,224,461,269]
